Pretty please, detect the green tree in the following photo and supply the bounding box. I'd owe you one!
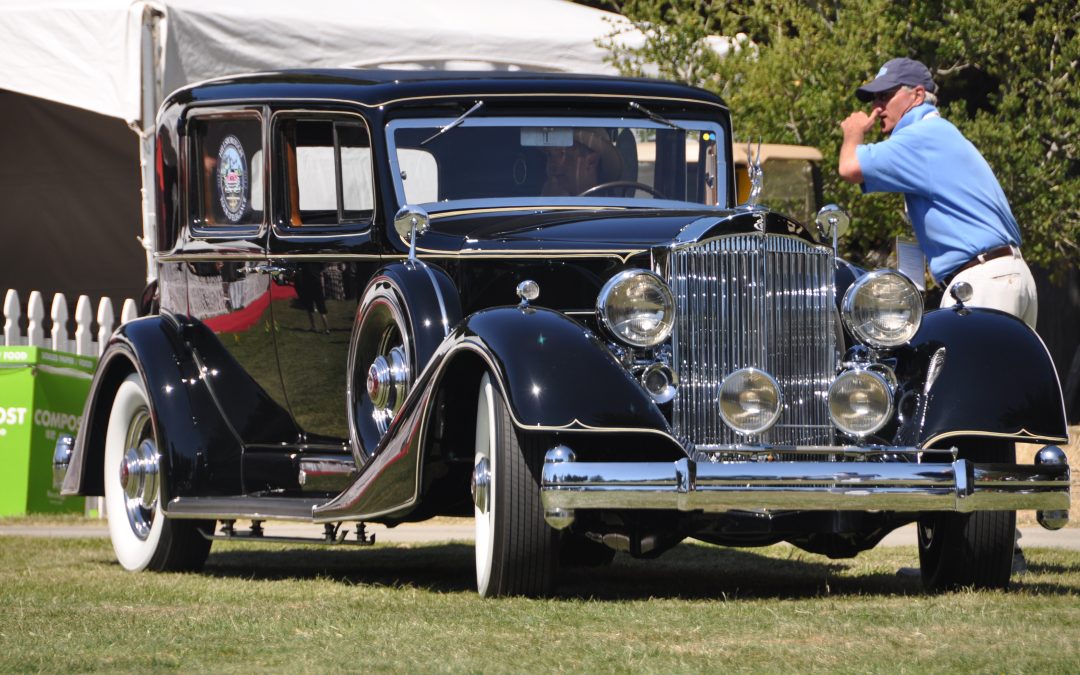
[600,0,1079,278]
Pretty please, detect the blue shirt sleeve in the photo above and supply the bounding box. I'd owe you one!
[855,130,932,196]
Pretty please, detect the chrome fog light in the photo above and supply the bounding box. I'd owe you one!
[842,270,923,347]
[640,363,678,404]
[829,369,893,437]
[718,368,782,435]
[597,270,675,348]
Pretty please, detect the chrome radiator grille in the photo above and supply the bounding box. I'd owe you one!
[667,234,836,448]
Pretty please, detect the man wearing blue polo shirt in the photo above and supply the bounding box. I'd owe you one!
[838,57,1037,329]
[839,57,1034,575]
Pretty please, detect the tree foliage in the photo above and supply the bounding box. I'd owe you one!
[600,0,1079,277]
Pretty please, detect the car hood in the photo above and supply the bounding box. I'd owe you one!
[415,207,814,254]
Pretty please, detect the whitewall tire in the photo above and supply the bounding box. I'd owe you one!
[103,373,211,572]
[472,373,558,597]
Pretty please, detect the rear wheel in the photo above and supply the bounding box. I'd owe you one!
[473,373,558,597]
[918,440,1016,591]
[104,374,212,572]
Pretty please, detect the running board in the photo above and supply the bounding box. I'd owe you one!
[165,496,324,522]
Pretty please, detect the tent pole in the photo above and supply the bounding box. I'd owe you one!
[137,5,164,289]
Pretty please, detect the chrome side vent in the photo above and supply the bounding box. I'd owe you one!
[667,234,836,448]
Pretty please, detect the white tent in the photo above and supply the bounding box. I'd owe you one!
[0,0,642,304]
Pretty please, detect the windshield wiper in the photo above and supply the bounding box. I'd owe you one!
[628,101,686,132]
[420,100,484,146]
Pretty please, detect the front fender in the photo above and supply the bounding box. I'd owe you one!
[460,307,670,432]
[896,307,1068,448]
[61,315,243,500]
[315,306,674,522]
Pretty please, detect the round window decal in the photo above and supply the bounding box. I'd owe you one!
[217,135,249,222]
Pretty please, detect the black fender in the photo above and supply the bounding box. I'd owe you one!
[457,307,670,431]
[317,306,677,522]
[365,261,464,370]
[894,306,1068,449]
[61,315,241,500]
[834,258,864,314]
[348,261,463,458]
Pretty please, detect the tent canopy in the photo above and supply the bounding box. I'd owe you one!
[0,0,645,306]
[0,0,641,125]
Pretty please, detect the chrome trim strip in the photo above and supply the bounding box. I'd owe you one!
[541,457,1072,514]
[922,429,1071,447]
[412,250,646,262]
[166,496,322,521]
[298,454,358,492]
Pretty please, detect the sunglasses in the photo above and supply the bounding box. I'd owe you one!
[871,87,904,105]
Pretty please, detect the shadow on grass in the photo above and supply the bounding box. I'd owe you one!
[202,541,927,600]
[1024,561,1080,575]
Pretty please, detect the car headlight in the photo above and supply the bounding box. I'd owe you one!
[596,270,675,348]
[718,367,783,435]
[841,270,923,348]
[828,368,894,437]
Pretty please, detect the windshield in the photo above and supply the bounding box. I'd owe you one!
[386,116,728,210]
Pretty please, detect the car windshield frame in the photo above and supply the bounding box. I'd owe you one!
[384,115,729,214]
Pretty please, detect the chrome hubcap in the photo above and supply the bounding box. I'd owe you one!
[472,457,491,513]
[366,346,409,412]
[120,409,158,541]
[368,345,409,433]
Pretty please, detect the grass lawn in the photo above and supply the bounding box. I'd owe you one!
[1,535,1077,672]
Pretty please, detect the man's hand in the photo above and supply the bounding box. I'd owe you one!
[838,109,879,184]
[841,109,880,142]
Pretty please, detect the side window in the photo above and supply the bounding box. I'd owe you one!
[277,117,374,227]
[190,115,264,228]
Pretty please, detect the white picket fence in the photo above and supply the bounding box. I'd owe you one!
[2,289,137,355]
[2,288,137,519]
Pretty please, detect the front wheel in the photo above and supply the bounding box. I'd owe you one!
[473,372,558,597]
[103,373,212,572]
[917,441,1016,591]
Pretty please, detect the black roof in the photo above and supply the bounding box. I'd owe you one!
[167,68,727,111]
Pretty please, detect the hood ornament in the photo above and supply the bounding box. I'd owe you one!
[743,138,763,208]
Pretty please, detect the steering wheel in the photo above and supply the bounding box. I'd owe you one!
[578,181,667,199]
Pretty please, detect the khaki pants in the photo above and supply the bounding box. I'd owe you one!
[940,252,1038,329]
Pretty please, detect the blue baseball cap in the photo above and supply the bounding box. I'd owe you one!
[856,58,937,102]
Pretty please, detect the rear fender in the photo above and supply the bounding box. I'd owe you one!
[61,315,276,500]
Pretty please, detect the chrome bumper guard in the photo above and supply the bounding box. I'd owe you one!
[540,445,1071,529]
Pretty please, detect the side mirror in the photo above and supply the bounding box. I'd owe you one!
[394,205,430,262]
[815,204,850,240]
[815,204,850,258]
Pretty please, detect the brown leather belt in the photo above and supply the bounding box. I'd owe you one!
[943,244,1020,285]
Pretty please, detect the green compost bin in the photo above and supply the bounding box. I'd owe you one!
[0,346,96,515]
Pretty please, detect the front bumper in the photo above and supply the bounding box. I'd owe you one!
[540,445,1071,529]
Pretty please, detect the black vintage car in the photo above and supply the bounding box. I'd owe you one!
[56,70,1070,597]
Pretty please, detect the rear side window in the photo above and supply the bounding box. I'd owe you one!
[189,114,264,228]
[276,117,374,227]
